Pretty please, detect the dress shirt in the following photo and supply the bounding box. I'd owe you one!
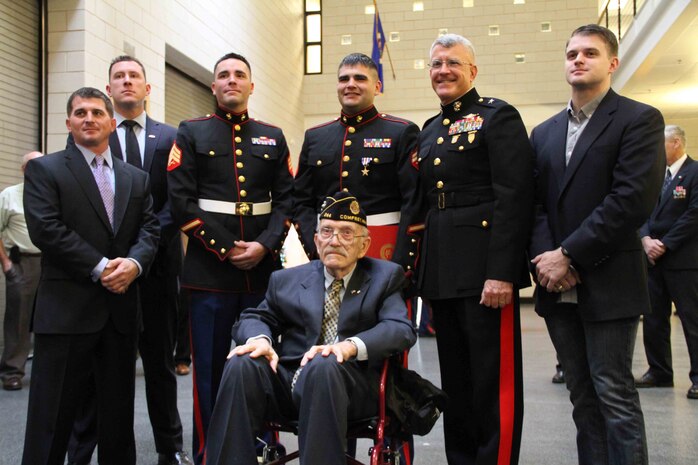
[565,90,607,166]
[75,144,142,281]
[115,111,147,166]
[667,153,688,179]
[0,183,41,254]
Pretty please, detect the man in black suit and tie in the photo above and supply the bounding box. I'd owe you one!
[636,125,698,400]
[67,56,191,465]
[530,25,664,465]
[204,192,417,465]
[21,87,159,465]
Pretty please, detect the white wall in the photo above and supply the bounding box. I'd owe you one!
[45,0,305,157]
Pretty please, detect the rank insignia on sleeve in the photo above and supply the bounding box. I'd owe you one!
[167,143,182,171]
[448,114,483,135]
[363,138,392,148]
[673,186,687,199]
[251,136,277,146]
[410,149,419,170]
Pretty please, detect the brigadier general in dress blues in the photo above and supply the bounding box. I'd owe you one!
[417,34,533,465]
[167,52,294,465]
[294,53,422,276]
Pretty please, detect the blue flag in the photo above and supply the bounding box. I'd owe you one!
[372,10,385,93]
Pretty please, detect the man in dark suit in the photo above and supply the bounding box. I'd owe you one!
[21,87,159,465]
[204,192,417,465]
[417,33,533,465]
[530,25,664,465]
[636,125,698,400]
[67,56,191,465]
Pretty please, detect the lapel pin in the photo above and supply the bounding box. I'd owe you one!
[351,289,361,295]
[148,134,156,138]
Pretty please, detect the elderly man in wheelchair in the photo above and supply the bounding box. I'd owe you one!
[204,192,417,465]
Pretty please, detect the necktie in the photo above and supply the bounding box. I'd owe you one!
[661,168,672,195]
[92,155,114,226]
[292,278,344,391]
[121,120,143,169]
[319,279,344,345]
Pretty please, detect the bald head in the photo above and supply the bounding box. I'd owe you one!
[22,151,43,172]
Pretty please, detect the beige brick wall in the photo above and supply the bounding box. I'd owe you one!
[303,0,598,133]
[45,0,305,156]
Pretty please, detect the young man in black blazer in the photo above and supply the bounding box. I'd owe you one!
[530,25,665,465]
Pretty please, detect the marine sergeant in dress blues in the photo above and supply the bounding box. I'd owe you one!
[167,52,293,465]
[294,53,422,279]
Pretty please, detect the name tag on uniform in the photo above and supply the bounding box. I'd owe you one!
[251,136,276,146]
[363,138,392,148]
[448,114,483,135]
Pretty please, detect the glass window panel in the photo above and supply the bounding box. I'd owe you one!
[305,0,321,12]
[306,45,322,74]
[306,14,322,42]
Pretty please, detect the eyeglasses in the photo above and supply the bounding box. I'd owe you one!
[318,226,367,243]
[427,59,473,70]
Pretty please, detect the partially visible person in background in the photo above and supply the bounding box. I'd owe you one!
[0,151,43,391]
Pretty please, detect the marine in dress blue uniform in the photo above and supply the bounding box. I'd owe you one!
[167,53,293,465]
[418,35,533,465]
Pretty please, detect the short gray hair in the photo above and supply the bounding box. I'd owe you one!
[430,34,476,59]
[665,125,686,147]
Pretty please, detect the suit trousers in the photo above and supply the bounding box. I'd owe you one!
[0,255,40,381]
[644,265,698,384]
[22,318,138,465]
[545,308,647,465]
[431,296,523,465]
[188,290,265,465]
[205,353,378,465]
[66,264,184,461]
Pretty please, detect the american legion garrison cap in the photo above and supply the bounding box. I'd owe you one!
[319,191,367,227]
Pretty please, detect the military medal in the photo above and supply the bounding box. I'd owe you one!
[361,157,372,176]
[673,185,686,199]
[363,138,392,148]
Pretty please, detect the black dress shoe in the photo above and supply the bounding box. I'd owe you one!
[158,451,193,465]
[2,377,22,390]
[634,371,673,388]
[688,384,698,399]
[552,368,565,384]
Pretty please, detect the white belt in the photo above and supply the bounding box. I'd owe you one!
[366,211,401,226]
[198,198,272,216]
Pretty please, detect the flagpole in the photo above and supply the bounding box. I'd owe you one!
[373,0,396,80]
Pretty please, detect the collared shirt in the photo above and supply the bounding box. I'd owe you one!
[75,143,142,280]
[115,111,147,166]
[75,143,115,191]
[667,153,688,178]
[565,90,608,166]
[323,264,368,360]
[0,183,40,254]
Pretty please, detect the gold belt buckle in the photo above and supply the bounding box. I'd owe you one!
[438,192,445,210]
[235,202,252,215]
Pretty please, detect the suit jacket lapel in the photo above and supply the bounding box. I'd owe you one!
[338,262,370,333]
[112,158,133,234]
[561,90,618,194]
[65,146,113,232]
[300,262,327,343]
[548,110,567,190]
[144,116,159,172]
[109,131,123,160]
[656,156,693,214]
